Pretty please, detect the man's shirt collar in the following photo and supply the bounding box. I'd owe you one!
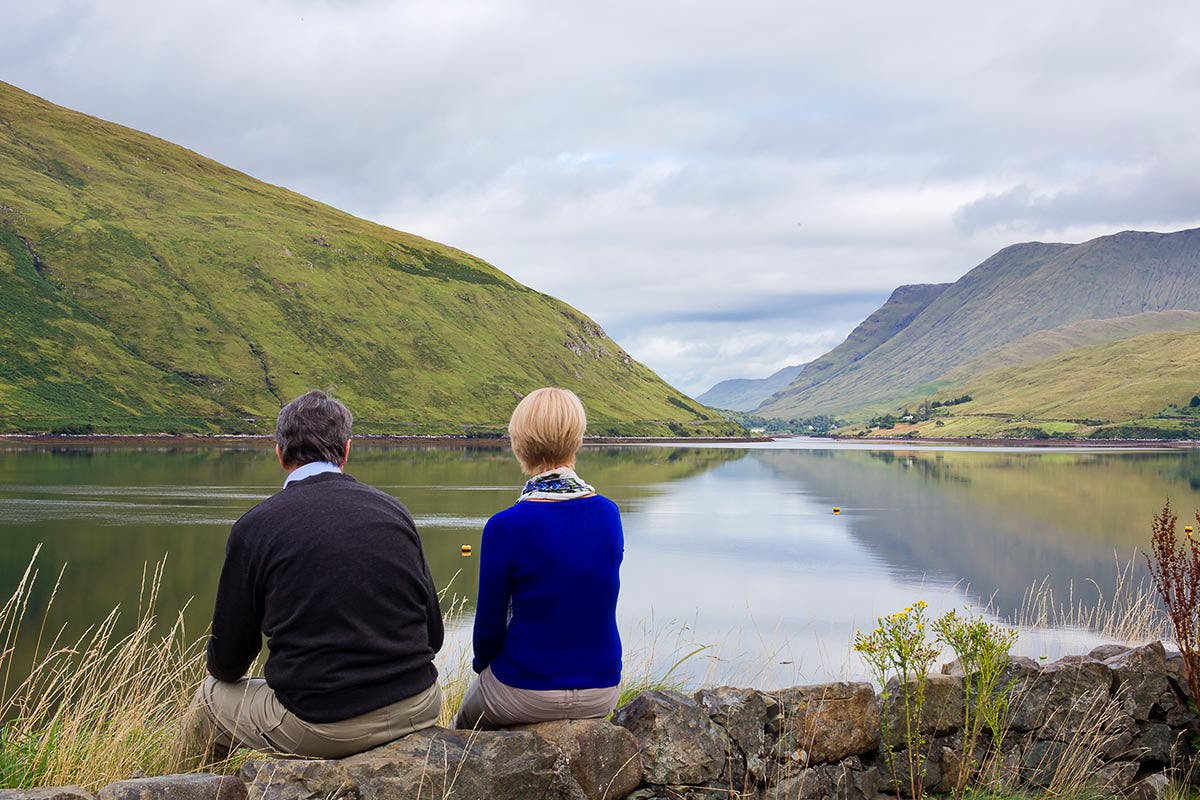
[284,460,343,488]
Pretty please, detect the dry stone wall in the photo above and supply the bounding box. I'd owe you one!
[1,642,1195,800]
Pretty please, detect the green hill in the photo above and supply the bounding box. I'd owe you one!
[0,82,738,436]
[945,310,1200,382]
[759,229,1200,422]
[898,328,1200,439]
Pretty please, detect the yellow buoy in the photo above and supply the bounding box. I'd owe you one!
[1187,526,1194,535]
[833,507,841,514]
[461,544,473,556]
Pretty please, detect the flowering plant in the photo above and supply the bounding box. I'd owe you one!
[853,601,940,800]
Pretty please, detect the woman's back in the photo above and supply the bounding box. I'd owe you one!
[472,494,623,690]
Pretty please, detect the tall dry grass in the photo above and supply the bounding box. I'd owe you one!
[1012,555,1169,645]
[0,547,225,789]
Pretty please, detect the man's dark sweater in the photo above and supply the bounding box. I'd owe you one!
[207,471,443,723]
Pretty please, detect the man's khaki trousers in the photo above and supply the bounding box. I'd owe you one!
[187,676,442,760]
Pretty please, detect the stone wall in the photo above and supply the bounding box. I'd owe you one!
[1,642,1194,800]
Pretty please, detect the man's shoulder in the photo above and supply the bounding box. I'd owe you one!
[235,474,410,529]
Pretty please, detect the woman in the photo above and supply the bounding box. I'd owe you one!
[454,387,623,729]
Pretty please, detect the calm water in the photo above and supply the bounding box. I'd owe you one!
[1,439,1195,688]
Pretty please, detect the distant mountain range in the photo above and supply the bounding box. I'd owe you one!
[0,81,740,436]
[695,363,806,412]
[704,227,1200,439]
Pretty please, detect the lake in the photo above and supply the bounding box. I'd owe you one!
[0,438,1193,688]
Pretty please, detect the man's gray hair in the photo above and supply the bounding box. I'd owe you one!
[275,390,353,467]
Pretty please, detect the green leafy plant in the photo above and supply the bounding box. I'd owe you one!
[933,609,1019,794]
[854,601,940,800]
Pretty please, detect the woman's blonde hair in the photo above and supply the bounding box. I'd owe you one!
[508,387,587,474]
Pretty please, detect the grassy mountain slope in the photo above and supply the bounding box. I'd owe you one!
[759,230,1200,419]
[897,329,1200,439]
[694,363,806,411]
[836,310,1200,424]
[0,82,738,435]
[754,283,950,415]
[945,310,1200,382]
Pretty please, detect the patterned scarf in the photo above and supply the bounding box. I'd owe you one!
[517,467,596,502]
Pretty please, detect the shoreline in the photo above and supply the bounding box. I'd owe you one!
[824,433,1200,448]
[0,432,1193,449]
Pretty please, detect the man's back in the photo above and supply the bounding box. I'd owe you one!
[207,471,444,723]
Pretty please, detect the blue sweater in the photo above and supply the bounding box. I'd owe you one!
[472,494,623,690]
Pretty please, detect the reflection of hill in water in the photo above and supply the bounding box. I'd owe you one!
[755,448,1200,614]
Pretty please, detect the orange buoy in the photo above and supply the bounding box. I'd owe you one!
[461,544,473,556]
[1187,526,1195,536]
[833,507,841,514]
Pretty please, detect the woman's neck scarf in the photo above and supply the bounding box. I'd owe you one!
[517,467,595,502]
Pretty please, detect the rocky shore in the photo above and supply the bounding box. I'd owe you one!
[1,641,1194,800]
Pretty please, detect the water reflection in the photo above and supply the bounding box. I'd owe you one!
[0,440,1195,689]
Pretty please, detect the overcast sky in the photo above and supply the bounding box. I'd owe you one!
[4,1,1200,395]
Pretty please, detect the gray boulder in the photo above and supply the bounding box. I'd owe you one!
[244,726,582,800]
[1104,641,1181,722]
[1089,644,1133,661]
[882,673,963,747]
[0,789,95,800]
[763,767,832,800]
[886,745,943,798]
[97,775,245,800]
[1128,774,1172,800]
[1132,722,1183,765]
[515,719,642,800]
[1096,711,1139,761]
[1019,739,1073,788]
[1090,760,1140,792]
[696,686,780,782]
[764,756,879,800]
[1010,655,1112,736]
[990,656,1043,732]
[772,682,880,766]
[611,690,732,786]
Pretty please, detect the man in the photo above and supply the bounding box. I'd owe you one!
[188,390,443,759]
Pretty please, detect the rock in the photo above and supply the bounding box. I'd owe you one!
[772,682,880,765]
[888,747,942,798]
[1020,739,1071,788]
[620,791,670,800]
[763,767,832,800]
[515,719,642,800]
[831,757,881,800]
[1011,655,1112,736]
[0,789,95,800]
[611,690,731,786]
[1090,643,1133,661]
[995,657,1043,732]
[1090,760,1140,792]
[1132,722,1183,765]
[97,775,245,800]
[696,686,780,781]
[1096,711,1138,761]
[1164,648,1191,692]
[1128,773,1172,800]
[1105,641,1181,722]
[245,726,583,800]
[882,674,963,747]
[937,745,964,794]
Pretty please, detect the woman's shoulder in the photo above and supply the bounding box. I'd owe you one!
[490,493,620,521]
